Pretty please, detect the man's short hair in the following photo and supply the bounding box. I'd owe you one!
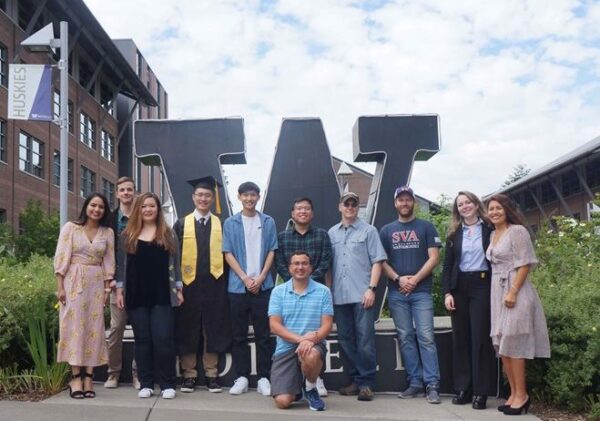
[291,197,313,211]
[238,181,260,195]
[117,176,135,187]
[289,250,311,264]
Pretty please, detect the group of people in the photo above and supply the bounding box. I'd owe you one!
[53,175,550,415]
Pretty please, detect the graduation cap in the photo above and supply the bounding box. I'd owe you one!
[187,176,223,214]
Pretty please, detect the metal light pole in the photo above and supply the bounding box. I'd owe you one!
[57,22,69,228]
[22,22,69,226]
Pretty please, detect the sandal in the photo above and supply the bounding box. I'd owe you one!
[68,373,85,399]
[82,371,96,398]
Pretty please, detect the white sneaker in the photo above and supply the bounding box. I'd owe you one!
[161,388,176,399]
[256,377,271,396]
[316,376,328,397]
[229,376,249,395]
[138,387,153,398]
[104,374,119,389]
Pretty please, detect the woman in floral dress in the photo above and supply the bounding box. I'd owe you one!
[54,193,115,398]
[486,194,550,415]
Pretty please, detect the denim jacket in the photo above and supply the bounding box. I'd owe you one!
[222,211,278,294]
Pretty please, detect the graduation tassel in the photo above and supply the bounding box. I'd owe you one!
[215,186,222,215]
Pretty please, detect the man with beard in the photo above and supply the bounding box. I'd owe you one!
[379,186,442,404]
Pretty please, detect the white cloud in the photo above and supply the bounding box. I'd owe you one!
[84,0,600,208]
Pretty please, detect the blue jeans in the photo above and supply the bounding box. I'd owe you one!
[334,303,377,388]
[388,289,440,388]
[128,305,176,390]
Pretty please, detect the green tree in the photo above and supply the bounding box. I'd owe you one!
[501,163,531,188]
[14,201,59,262]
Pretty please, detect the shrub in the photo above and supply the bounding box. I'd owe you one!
[528,212,600,412]
[13,201,59,262]
[0,255,58,368]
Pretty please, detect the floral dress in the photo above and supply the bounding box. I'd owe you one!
[486,224,550,359]
[54,222,115,366]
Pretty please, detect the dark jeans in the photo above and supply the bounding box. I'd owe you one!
[451,271,496,395]
[229,289,272,379]
[334,303,377,388]
[128,305,176,390]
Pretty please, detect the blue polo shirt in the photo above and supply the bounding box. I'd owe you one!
[268,278,334,356]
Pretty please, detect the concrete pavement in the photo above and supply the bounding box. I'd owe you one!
[0,384,541,421]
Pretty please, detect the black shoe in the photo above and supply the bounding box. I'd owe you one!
[180,377,196,393]
[472,395,487,409]
[503,397,531,415]
[452,390,471,405]
[357,386,374,401]
[68,373,84,399]
[206,377,222,393]
[498,404,509,412]
[82,372,96,398]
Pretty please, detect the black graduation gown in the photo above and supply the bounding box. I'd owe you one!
[173,216,232,354]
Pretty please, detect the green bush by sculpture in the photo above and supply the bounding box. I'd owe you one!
[528,200,600,413]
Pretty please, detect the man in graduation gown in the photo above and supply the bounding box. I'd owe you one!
[173,176,232,393]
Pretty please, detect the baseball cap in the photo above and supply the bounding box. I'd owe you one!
[340,192,359,203]
[394,185,414,199]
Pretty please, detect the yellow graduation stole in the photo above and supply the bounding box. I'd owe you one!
[181,213,224,285]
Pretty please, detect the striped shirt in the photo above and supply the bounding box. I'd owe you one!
[268,278,334,356]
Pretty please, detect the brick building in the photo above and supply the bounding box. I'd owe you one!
[0,0,157,228]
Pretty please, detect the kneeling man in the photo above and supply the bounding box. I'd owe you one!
[268,251,333,411]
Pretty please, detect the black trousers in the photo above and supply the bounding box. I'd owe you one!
[128,305,176,390]
[229,289,272,379]
[450,271,497,396]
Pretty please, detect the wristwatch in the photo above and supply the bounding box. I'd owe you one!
[368,285,377,292]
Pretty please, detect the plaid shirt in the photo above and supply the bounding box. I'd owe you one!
[275,226,332,283]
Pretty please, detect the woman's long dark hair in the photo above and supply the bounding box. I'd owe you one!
[74,193,112,227]
[485,193,526,226]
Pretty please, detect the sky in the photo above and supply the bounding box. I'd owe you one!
[84,0,600,205]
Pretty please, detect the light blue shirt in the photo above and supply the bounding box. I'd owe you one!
[222,211,278,293]
[459,220,489,272]
[328,218,387,305]
[268,278,334,356]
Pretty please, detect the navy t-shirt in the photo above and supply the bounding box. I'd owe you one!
[379,218,442,294]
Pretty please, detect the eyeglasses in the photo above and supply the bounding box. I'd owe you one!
[343,201,358,208]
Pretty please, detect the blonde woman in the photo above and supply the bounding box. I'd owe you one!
[441,191,496,410]
[116,192,183,399]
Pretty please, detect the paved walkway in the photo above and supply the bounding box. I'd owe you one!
[0,385,540,421]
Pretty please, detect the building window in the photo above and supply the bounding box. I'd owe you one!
[79,112,96,149]
[19,131,44,178]
[102,178,115,207]
[80,166,96,198]
[101,130,115,162]
[0,43,7,87]
[79,59,95,96]
[540,180,558,204]
[586,158,600,188]
[52,151,74,191]
[137,51,143,77]
[561,170,581,196]
[68,101,74,133]
[156,82,162,118]
[0,0,6,12]
[0,119,6,163]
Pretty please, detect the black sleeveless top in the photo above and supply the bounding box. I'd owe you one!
[125,240,170,309]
